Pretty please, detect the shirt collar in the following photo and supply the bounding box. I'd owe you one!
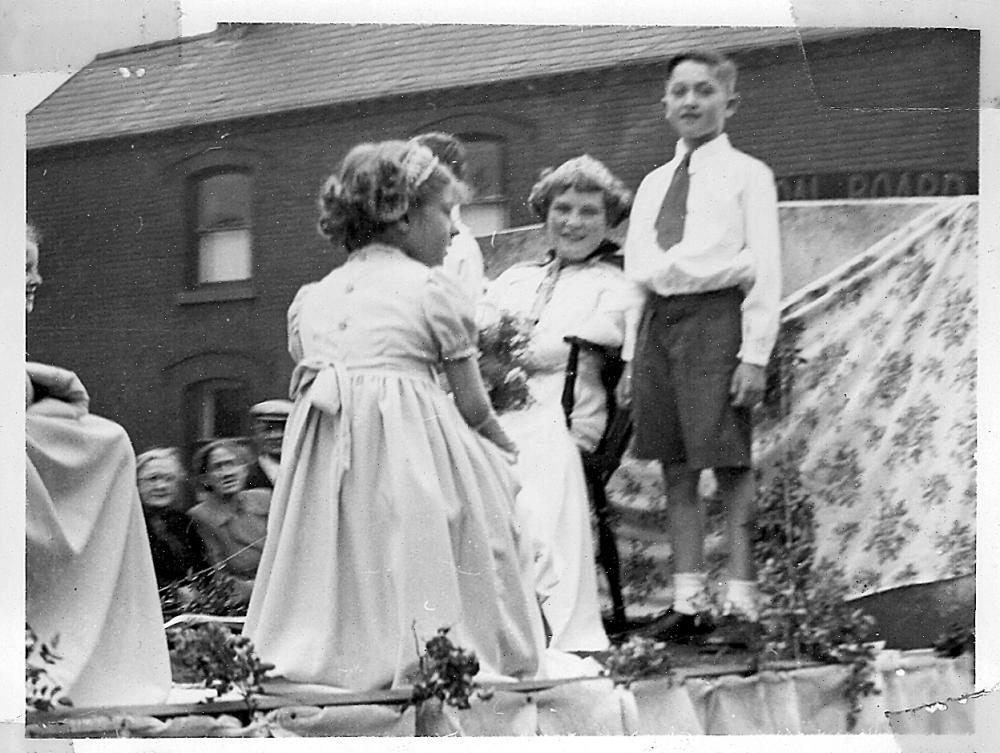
[673,132,731,171]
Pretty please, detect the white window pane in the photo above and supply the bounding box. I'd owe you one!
[462,203,508,236]
[199,229,252,282]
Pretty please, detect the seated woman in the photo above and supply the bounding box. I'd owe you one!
[25,223,171,707]
[479,156,644,651]
[136,447,207,587]
[187,438,270,605]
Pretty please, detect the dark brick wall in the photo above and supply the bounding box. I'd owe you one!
[25,28,978,456]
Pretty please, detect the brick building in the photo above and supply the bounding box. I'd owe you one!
[25,24,978,456]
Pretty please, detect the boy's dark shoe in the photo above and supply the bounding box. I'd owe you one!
[699,615,764,651]
[634,609,715,644]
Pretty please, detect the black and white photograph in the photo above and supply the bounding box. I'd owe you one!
[5,0,997,746]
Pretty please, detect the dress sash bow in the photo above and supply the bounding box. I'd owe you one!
[289,357,353,497]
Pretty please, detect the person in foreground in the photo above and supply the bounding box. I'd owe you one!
[479,155,642,651]
[25,223,171,706]
[622,49,782,646]
[244,140,546,690]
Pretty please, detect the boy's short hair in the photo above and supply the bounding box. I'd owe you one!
[666,48,738,95]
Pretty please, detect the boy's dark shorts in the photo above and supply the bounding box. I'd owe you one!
[632,287,752,470]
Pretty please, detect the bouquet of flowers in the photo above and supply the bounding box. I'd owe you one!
[477,313,533,414]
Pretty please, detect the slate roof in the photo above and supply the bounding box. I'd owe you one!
[27,23,865,150]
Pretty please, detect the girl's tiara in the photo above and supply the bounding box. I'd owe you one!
[401,143,440,190]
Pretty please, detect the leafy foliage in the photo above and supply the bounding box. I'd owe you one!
[753,457,880,731]
[25,624,72,712]
[410,627,491,710]
[167,623,273,712]
[599,635,672,688]
[761,317,806,422]
[933,623,975,658]
[477,313,533,414]
[160,566,248,621]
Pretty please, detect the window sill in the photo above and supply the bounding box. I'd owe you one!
[175,281,256,305]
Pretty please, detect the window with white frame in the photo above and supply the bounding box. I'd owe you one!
[458,136,508,235]
[192,169,253,283]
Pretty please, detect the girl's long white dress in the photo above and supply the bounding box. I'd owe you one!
[244,244,545,691]
[481,252,642,651]
[26,363,171,707]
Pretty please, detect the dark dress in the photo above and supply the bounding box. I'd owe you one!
[143,507,208,586]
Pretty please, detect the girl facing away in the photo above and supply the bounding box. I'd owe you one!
[243,140,547,690]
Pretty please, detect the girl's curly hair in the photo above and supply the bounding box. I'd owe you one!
[527,154,632,228]
[318,140,467,252]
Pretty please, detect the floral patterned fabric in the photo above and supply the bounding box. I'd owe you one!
[607,198,977,612]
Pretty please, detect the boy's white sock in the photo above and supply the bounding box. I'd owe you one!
[724,578,760,621]
[672,572,709,615]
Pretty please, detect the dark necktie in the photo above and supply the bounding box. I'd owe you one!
[654,150,691,251]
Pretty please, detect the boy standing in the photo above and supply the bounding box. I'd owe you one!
[621,49,782,644]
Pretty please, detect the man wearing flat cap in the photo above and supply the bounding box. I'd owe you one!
[245,399,293,490]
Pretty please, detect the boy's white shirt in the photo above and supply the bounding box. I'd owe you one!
[622,133,782,366]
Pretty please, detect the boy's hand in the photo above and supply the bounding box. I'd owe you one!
[730,362,766,408]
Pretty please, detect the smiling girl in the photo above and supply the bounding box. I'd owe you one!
[479,155,643,651]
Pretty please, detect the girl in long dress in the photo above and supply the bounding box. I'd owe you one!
[479,156,644,651]
[244,140,545,690]
[26,224,171,706]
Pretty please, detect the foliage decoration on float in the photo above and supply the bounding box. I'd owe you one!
[409,626,492,711]
[933,622,975,658]
[26,624,72,712]
[160,565,248,620]
[753,455,880,731]
[599,635,673,689]
[167,622,273,713]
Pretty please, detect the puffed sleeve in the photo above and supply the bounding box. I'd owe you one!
[423,267,479,362]
[567,266,643,349]
[287,283,316,364]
